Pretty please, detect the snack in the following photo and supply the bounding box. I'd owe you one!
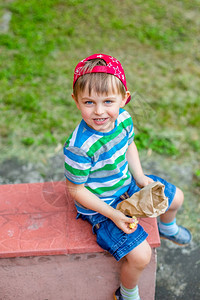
[129,216,138,229]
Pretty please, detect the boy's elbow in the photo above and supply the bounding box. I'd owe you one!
[65,178,83,198]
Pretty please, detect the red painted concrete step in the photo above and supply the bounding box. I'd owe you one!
[0,181,160,258]
[0,181,160,300]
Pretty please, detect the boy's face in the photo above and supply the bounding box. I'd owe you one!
[72,87,130,133]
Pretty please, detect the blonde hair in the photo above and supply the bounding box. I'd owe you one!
[73,59,126,99]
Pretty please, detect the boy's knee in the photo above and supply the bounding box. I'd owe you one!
[127,242,152,270]
[171,187,184,210]
[136,246,152,270]
[141,244,152,267]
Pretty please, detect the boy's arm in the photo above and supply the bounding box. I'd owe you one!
[66,178,137,234]
[126,141,154,188]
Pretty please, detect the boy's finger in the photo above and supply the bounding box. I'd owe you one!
[127,218,136,223]
[127,216,138,223]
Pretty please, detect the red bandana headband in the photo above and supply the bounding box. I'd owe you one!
[73,54,131,104]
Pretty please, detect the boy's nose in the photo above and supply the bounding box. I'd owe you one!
[95,104,104,115]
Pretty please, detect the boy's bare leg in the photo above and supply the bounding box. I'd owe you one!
[120,240,152,289]
[160,187,184,223]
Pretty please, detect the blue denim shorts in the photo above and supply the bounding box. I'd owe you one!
[78,175,176,261]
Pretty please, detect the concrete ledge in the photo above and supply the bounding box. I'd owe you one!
[0,250,157,300]
[0,181,160,299]
[0,181,160,258]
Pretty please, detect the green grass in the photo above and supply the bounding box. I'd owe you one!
[0,0,199,162]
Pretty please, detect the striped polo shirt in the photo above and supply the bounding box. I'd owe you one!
[64,108,134,215]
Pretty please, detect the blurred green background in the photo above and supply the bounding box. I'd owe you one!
[0,0,199,237]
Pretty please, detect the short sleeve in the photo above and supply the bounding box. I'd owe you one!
[64,146,92,184]
[128,122,134,145]
[126,113,134,145]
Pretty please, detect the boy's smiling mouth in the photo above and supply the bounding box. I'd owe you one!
[94,118,107,122]
[93,118,109,125]
[92,117,111,129]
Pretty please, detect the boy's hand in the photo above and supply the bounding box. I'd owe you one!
[110,209,138,234]
[136,175,154,189]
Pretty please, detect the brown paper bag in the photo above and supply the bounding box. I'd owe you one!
[117,182,168,218]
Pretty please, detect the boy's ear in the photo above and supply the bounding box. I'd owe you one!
[120,91,131,108]
[72,93,80,110]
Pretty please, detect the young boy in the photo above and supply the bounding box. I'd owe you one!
[63,54,191,300]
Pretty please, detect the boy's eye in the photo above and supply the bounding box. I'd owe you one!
[105,100,113,104]
[85,101,93,105]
